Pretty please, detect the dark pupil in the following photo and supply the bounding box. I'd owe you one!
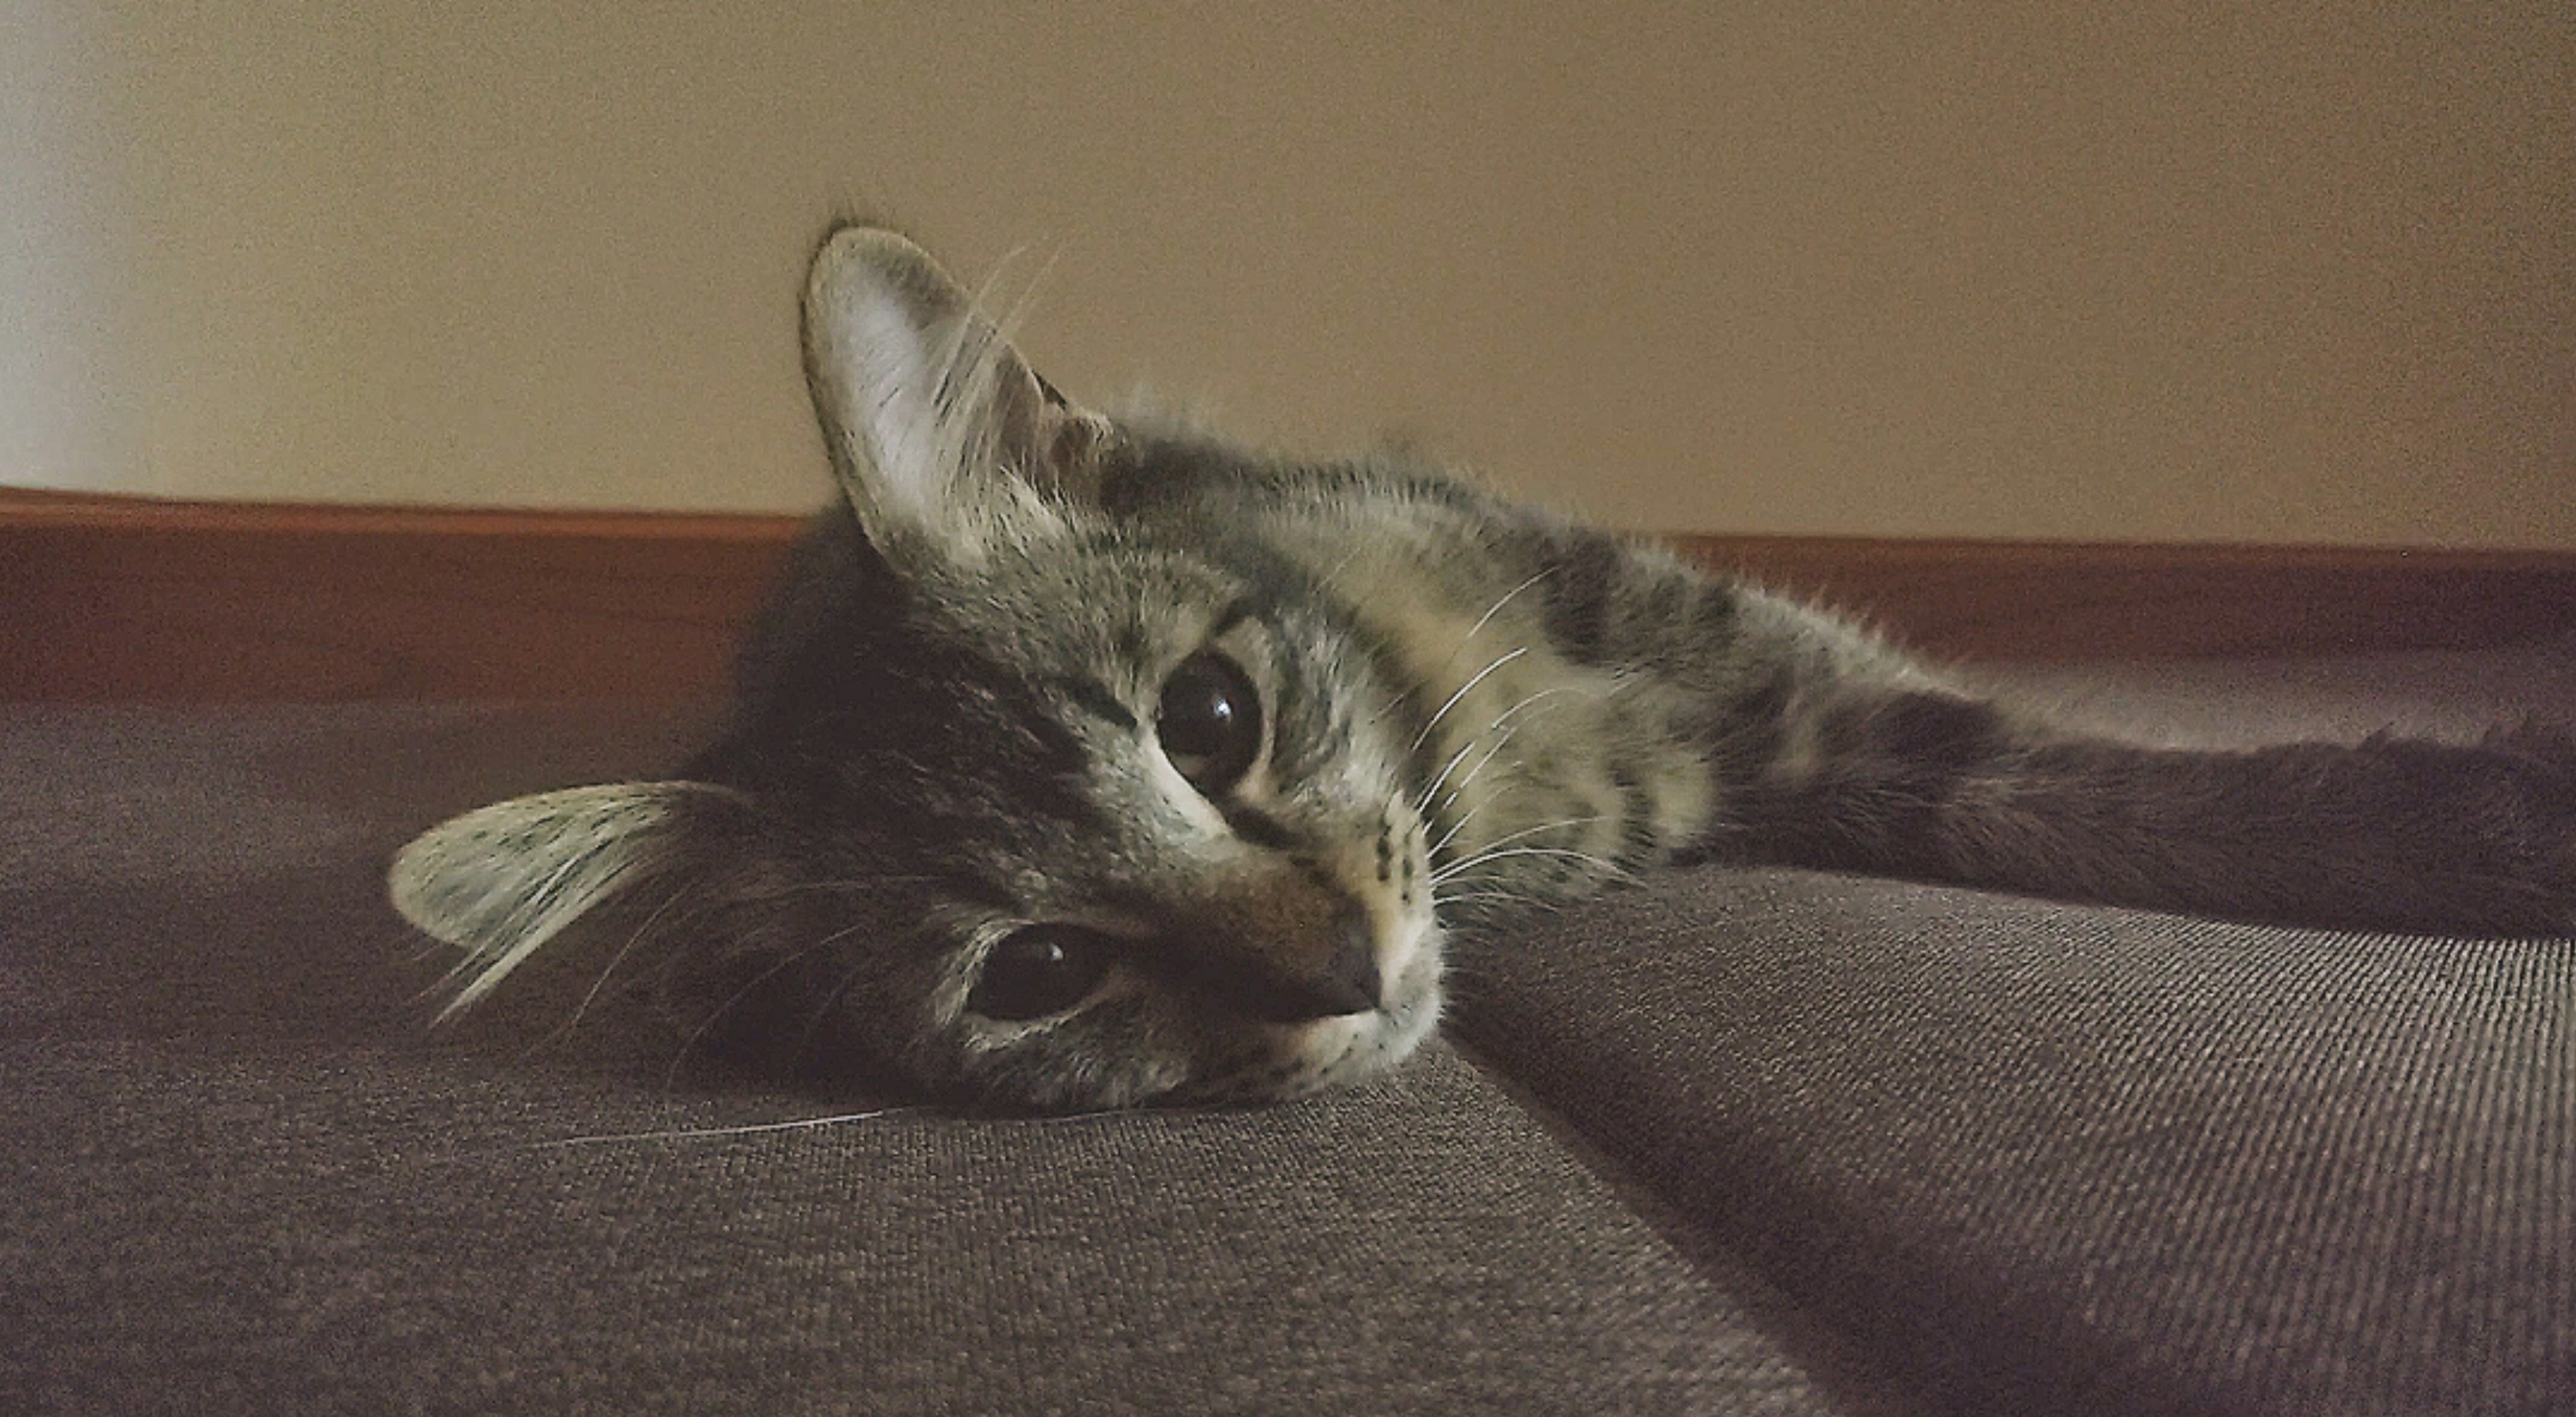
[967,925,1116,1022]
[1158,651,1261,793]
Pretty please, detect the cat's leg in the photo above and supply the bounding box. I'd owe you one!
[1695,589,2576,937]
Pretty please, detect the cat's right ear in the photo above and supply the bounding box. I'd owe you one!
[388,781,747,1017]
[800,224,1112,568]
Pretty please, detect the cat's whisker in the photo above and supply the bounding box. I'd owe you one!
[739,876,941,901]
[1407,646,1527,757]
[1444,813,1612,862]
[786,948,888,1069]
[1448,569,1552,665]
[659,919,881,1093]
[1432,728,1523,817]
[1413,737,1486,819]
[508,1107,922,1152]
[1489,683,1583,731]
[542,884,699,1050]
[1431,844,1623,887]
[1424,799,1484,861]
[1430,888,1544,911]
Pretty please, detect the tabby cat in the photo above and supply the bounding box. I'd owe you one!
[390,224,2575,1111]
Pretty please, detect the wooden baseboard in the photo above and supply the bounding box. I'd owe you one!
[4,491,2570,701]
[1667,534,2576,663]
[2,493,799,701]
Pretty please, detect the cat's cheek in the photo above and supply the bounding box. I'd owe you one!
[1375,933,1447,1066]
[1383,909,1443,1001]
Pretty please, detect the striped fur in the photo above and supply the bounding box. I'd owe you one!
[389,225,2576,1111]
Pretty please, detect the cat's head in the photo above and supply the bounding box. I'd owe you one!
[389,225,1443,1110]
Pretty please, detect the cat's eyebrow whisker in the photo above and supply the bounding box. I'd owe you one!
[1417,710,1548,822]
[1317,542,1371,591]
[953,248,1030,382]
[989,243,1066,352]
[1365,591,1564,736]
[1419,726,1535,837]
[923,254,1044,490]
[1407,646,1528,756]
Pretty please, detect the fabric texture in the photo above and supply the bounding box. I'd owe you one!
[5,640,2571,1415]
[1452,872,2573,1415]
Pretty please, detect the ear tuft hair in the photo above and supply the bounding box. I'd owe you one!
[388,781,745,1018]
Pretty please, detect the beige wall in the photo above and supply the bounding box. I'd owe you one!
[9,1,2571,548]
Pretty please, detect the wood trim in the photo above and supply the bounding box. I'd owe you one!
[1668,534,2576,663]
[5,490,2571,701]
[2,492,800,701]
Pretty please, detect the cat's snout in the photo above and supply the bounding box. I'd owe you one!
[1267,905,1383,1021]
[1170,899,1383,1023]
[1238,935,1379,1022]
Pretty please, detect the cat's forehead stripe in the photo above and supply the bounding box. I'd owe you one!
[1053,678,1138,732]
[1208,598,1257,643]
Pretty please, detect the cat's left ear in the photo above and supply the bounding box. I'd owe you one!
[801,224,1113,567]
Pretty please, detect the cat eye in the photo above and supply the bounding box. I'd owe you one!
[967,924,1118,1022]
[1157,651,1263,795]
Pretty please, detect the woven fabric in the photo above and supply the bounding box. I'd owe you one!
[1452,868,2575,1416]
[0,705,1888,1417]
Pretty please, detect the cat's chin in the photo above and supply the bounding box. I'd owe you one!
[1320,915,1446,1088]
[1326,960,1445,1092]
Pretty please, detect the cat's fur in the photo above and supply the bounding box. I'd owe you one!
[390,224,2576,1111]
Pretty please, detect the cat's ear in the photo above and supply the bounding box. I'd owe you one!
[801,224,1112,566]
[388,781,746,1017]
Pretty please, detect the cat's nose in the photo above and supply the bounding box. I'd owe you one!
[1254,908,1382,1021]
[1187,904,1382,1023]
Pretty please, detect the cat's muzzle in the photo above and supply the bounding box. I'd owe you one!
[1161,898,1385,1023]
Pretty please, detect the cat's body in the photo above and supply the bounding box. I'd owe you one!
[392,224,2576,1111]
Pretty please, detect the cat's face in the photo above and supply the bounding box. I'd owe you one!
[388,226,1444,1109]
